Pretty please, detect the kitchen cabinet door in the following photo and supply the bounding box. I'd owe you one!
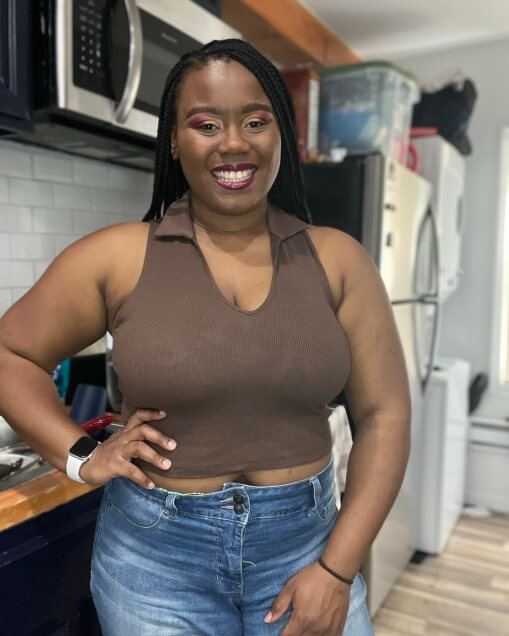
[0,0,32,129]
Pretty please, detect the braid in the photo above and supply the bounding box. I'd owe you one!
[143,39,311,223]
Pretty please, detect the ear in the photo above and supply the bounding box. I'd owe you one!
[170,127,178,160]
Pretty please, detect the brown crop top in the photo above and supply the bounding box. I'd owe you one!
[111,192,351,478]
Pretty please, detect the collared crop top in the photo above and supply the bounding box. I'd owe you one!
[111,192,351,478]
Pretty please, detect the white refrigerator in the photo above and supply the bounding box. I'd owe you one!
[302,155,441,617]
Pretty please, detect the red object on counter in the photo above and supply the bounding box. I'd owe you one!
[410,126,438,138]
[81,414,115,434]
[406,142,419,172]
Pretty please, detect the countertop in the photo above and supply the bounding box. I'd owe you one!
[0,408,120,532]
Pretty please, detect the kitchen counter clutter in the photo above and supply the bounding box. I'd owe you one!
[0,408,120,532]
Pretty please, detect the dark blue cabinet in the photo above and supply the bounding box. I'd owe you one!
[0,488,104,635]
[0,0,32,130]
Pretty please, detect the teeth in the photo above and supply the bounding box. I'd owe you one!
[212,168,256,182]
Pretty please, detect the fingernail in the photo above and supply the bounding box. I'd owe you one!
[264,611,272,623]
[168,440,176,449]
[162,459,171,468]
[158,410,166,416]
[148,482,155,489]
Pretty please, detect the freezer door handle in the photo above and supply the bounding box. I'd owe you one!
[418,296,441,393]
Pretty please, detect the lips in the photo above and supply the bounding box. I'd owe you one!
[211,163,258,190]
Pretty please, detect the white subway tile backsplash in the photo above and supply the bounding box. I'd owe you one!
[0,147,32,178]
[11,287,31,303]
[10,233,55,260]
[0,205,31,232]
[73,211,112,234]
[0,177,8,203]
[121,190,149,216]
[108,165,147,192]
[54,234,83,254]
[33,207,73,234]
[54,183,91,210]
[0,261,34,287]
[72,157,109,188]
[33,154,73,183]
[0,233,10,258]
[0,289,11,316]
[92,188,123,213]
[138,171,154,194]
[10,179,53,206]
[0,142,154,314]
[35,259,52,280]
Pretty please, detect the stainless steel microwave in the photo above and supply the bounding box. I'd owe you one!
[13,0,240,170]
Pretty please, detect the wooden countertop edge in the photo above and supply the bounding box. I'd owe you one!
[0,408,120,532]
[0,469,101,532]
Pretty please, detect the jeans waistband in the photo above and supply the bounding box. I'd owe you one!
[115,454,335,516]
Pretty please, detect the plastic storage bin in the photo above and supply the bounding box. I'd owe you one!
[319,61,420,163]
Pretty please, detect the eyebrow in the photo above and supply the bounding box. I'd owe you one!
[184,102,274,119]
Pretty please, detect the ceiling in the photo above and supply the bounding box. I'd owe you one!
[301,0,509,60]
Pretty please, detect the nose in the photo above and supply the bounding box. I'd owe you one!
[217,124,249,154]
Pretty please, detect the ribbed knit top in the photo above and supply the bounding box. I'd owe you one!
[111,192,351,478]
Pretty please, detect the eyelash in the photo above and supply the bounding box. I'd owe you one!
[197,120,269,132]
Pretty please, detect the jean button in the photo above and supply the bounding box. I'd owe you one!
[233,494,244,504]
[234,503,245,514]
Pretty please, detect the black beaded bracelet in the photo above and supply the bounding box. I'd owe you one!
[317,557,354,585]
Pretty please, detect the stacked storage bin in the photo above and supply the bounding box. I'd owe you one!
[319,61,420,164]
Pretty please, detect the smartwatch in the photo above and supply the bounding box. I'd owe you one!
[66,436,101,483]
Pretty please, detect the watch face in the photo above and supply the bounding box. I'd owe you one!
[70,436,99,458]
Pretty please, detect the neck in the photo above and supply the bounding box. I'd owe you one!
[189,192,269,238]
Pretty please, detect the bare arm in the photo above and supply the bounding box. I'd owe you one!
[0,223,175,486]
[320,230,412,579]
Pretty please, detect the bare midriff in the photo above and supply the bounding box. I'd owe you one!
[144,452,332,494]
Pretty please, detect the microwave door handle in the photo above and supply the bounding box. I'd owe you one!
[114,0,143,124]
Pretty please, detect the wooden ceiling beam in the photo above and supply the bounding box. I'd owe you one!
[222,0,361,68]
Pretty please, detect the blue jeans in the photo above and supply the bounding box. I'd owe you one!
[90,455,374,635]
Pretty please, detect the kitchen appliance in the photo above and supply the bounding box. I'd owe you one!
[10,0,240,170]
[301,154,441,617]
[417,357,471,554]
[410,134,466,302]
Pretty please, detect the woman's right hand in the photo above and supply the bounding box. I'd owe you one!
[78,409,176,489]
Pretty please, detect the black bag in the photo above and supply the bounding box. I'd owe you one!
[412,78,477,155]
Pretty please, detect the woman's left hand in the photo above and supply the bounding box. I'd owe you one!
[264,561,351,635]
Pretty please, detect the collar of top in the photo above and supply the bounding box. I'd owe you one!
[153,190,309,242]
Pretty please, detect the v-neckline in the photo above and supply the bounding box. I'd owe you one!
[192,233,281,316]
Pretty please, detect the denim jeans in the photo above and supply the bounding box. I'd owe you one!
[90,455,374,635]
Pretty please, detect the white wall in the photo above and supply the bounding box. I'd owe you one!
[0,140,154,317]
[392,36,509,418]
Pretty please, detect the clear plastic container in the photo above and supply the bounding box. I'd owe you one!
[319,61,420,163]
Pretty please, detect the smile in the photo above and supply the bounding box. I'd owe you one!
[210,165,258,190]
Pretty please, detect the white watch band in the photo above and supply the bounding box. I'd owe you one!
[66,442,101,483]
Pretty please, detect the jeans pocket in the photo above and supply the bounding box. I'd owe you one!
[108,477,166,529]
[312,489,338,522]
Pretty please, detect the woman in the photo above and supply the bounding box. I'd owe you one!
[0,39,411,634]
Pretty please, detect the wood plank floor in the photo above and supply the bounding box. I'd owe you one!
[372,512,509,635]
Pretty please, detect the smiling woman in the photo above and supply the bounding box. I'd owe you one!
[0,38,403,635]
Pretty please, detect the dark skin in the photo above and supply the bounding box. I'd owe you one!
[0,60,411,634]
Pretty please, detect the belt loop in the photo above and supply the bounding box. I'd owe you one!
[310,474,323,511]
[164,492,179,518]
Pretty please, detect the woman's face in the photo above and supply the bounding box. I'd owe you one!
[171,59,281,216]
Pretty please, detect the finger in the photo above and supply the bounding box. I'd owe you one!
[124,440,173,472]
[125,423,177,452]
[118,458,157,490]
[124,408,166,431]
[265,588,293,624]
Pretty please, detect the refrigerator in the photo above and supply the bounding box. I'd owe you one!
[301,154,441,617]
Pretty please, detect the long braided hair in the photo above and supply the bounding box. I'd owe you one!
[142,38,310,222]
